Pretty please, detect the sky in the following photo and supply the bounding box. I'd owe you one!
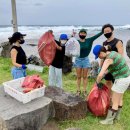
[0,0,130,25]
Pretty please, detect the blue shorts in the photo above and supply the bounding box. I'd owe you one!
[11,67,26,79]
[73,57,91,68]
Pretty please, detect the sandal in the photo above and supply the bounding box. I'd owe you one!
[83,91,87,97]
[76,90,81,96]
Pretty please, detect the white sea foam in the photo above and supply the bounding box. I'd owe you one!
[0,25,130,43]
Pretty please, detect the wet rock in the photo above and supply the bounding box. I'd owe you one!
[45,87,87,121]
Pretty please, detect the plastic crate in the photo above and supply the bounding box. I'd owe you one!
[3,77,45,104]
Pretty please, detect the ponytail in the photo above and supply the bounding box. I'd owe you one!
[8,37,18,45]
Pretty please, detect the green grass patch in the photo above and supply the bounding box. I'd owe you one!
[0,57,130,130]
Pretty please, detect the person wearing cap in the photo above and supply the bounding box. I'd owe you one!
[49,34,68,88]
[74,29,102,96]
[9,32,27,79]
[93,45,130,125]
[99,24,123,91]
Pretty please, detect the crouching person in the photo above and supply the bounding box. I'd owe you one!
[93,45,130,125]
[49,34,68,88]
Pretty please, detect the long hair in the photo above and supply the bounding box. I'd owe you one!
[8,37,16,45]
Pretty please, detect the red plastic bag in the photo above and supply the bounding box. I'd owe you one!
[87,83,110,116]
[38,32,56,66]
[21,75,44,93]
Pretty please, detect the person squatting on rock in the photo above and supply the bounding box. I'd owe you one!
[93,45,130,125]
[99,24,123,91]
[73,29,102,97]
[9,32,27,79]
[49,34,68,88]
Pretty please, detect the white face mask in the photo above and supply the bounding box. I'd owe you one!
[60,40,67,45]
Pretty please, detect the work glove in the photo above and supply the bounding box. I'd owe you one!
[96,82,104,89]
[22,64,27,69]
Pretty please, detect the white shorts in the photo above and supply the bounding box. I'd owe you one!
[112,75,130,93]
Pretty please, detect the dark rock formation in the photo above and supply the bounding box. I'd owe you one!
[45,87,87,121]
[0,42,12,58]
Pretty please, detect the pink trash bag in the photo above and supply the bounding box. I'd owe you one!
[38,32,57,66]
[87,83,110,116]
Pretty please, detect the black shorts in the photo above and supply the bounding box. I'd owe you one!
[104,73,115,83]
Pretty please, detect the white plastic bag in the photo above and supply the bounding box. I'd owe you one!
[65,37,80,57]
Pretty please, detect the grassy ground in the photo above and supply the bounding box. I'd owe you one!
[0,57,130,130]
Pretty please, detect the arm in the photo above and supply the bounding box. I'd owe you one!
[90,32,103,42]
[56,44,62,50]
[96,59,113,83]
[99,59,104,67]
[11,49,22,68]
[116,41,123,56]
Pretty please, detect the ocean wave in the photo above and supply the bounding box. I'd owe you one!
[0,24,130,42]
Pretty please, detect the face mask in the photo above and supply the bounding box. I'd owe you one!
[19,39,25,44]
[79,35,86,40]
[60,40,67,46]
[104,32,112,39]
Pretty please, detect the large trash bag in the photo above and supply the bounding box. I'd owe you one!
[38,32,56,66]
[65,37,80,57]
[87,83,110,116]
[21,75,44,93]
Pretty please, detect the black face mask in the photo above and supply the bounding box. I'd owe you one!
[19,39,25,44]
[79,35,86,40]
[104,32,112,39]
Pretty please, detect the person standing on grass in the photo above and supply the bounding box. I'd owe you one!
[9,32,27,79]
[49,34,68,88]
[99,24,123,91]
[93,45,130,125]
[73,29,102,97]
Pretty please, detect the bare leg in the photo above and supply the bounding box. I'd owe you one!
[112,91,123,110]
[76,68,82,95]
[82,68,89,96]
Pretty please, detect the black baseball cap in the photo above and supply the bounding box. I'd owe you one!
[11,32,26,40]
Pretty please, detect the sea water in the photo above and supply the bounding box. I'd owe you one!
[0,25,130,65]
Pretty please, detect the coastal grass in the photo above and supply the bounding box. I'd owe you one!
[0,57,130,130]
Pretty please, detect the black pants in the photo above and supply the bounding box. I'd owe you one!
[104,73,115,83]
